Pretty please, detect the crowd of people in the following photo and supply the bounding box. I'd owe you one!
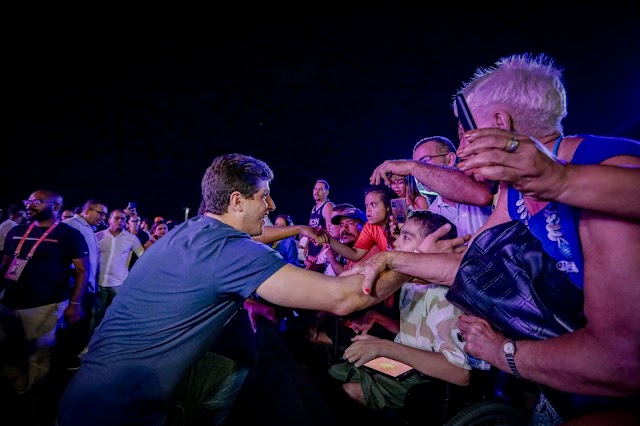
[0,52,639,426]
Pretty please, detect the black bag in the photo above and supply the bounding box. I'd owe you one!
[446,220,586,341]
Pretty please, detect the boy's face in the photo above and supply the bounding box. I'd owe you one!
[392,218,423,253]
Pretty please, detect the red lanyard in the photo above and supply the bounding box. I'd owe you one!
[13,222,59,260]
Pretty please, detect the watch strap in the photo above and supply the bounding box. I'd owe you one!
[505,340,523,379]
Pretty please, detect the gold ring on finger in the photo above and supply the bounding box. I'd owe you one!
[505,138,520,153]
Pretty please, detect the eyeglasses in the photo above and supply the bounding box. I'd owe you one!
[89,209,108,217]
[417,153,449,163]
[129,219,140,222]
[23,199,55,207]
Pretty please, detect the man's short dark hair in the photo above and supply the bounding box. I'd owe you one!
[413,136,456,154]
[316,179,330,191]
[7,205,24,216]
[201,153,274,215]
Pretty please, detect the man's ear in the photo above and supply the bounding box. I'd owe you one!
[228,191,244,212]
[445,152,458,167]
[495,110,514,130]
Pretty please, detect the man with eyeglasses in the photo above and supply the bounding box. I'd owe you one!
[413,136,494,238]
[62,199,108,367]
[0,189,89,424]
[369,136,494,239]
[369,135,495,208]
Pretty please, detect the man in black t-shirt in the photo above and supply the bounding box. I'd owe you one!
[0,189,89,423]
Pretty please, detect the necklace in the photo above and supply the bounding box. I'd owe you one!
[515,136,564,226]
[515,136,578,273]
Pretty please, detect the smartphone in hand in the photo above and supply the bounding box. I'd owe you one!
[455,94,499,195]
[391,198,408,224]
[456,94,476,132]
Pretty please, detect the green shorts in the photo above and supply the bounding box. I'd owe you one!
[328,361,430,411]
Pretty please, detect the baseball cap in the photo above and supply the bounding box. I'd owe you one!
[331,207,366,225]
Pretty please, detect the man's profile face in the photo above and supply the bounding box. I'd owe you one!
[242,180,276,237]
[86,204,108,227]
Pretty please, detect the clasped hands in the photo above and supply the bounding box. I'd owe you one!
[341,223,471,295]
[299,225,330,246]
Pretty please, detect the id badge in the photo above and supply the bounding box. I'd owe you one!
[4,258,28,281]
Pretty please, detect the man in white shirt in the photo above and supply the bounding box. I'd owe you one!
[94,209,144,327]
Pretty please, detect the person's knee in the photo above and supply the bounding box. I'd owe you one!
[342,382,365,405]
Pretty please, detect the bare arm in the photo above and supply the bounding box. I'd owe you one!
[132,236,145,257]
[370,159,493,206]
[412,195,430,210]
[342,219,486,295]
[349,310,400,335]
[325,247,346,275]
[322,202,335,230]
[551,163,640,219]
[343,336,470,386]
[523,210,640,396]
[460,210,640,397]
[328,236,368,262]
[65,257,89,324]
[255,263,410,317]
[340,250,463,296]
[254,225,326,246]
[458,128,640,219]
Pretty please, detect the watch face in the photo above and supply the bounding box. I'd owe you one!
[504,341,515,355]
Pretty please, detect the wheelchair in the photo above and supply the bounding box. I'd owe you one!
[386,367,534,426]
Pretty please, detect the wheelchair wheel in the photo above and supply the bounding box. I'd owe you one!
[444,401,526,426]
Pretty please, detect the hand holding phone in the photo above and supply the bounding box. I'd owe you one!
[391,198,408,225]
[455,94,499,195]
[363,356,415,381]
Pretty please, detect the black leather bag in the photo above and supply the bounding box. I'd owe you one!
[446,220,586,341]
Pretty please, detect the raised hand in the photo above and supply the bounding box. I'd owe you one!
[416,223,471,254]
[457,128,565,202]
[370,159,416,186]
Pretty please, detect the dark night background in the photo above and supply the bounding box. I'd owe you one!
[3,7,639,225]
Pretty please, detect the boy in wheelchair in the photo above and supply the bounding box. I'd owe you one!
[327,211,470,412]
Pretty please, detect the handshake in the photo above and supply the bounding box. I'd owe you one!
[299,225,330,246]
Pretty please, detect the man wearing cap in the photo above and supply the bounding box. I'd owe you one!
[330,206,379,271]
[307,203,362,275]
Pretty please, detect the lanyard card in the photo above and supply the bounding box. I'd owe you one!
[5,258,28,281]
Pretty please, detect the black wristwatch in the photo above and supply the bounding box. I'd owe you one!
[503,340,523,379]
